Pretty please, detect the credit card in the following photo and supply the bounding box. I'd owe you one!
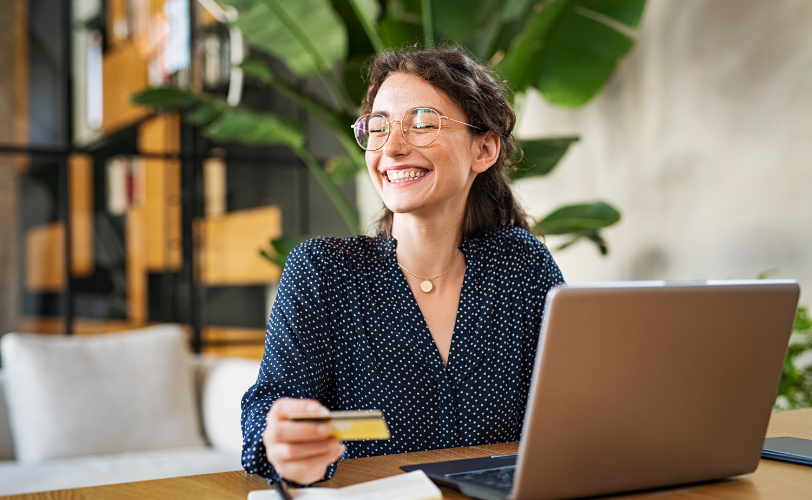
[288,409,391,441]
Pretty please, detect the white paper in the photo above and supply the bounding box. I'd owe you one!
[247,470,442,500]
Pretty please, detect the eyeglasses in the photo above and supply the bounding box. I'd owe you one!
[351,107,479,151]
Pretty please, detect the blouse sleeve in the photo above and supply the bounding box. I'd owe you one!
[240,241,339,484]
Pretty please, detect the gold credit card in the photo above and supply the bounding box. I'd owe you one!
[288,409,391,441]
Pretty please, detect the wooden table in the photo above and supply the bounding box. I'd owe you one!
[5,408,811,500]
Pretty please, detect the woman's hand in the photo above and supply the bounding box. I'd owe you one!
[263,398,345,485]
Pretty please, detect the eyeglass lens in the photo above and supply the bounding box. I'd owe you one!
[354,108,442,150]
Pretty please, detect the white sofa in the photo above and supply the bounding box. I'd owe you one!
[0,325,262,496]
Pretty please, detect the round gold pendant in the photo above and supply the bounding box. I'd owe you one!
[420,280,433,293]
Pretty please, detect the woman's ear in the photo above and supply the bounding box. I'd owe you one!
[472,132,501,174]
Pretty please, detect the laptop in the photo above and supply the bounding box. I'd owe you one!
[402,280,800,500]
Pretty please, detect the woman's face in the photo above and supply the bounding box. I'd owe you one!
[365,73,496,220]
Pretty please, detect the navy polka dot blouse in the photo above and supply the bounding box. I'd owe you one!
[241,226,564,483]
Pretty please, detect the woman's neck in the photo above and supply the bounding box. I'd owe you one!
[391,212,464,278]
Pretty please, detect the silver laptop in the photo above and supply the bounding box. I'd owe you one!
[402,280,800,500]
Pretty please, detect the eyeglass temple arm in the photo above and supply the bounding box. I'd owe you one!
[441,115,478,129]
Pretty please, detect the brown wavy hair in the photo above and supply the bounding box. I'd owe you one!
[362,47,531,239]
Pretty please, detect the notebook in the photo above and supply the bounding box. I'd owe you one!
[247,470,441,500]
[403,280,800,500]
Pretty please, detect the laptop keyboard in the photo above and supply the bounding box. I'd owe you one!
[446,465,516,492]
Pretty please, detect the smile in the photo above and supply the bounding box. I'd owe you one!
[385,169,429,183]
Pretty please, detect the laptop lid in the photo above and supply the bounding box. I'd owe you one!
[513,280,799,500]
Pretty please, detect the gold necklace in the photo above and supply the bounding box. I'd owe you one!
[397,250,461,293]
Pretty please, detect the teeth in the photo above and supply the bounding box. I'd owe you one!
[386,169,427,183]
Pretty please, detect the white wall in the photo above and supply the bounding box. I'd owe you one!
[517,0,812,304]
[357,0,812,304]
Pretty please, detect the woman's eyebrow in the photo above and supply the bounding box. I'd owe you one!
[368,108,447,118]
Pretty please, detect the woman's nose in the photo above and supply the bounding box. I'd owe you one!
[382,121,409,156]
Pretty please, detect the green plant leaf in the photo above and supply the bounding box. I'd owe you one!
[239,59,275,79]
[794,306,812,333]
[579,0,646,27]
[501,0,533,20]
[509,136,579,179]
[237,59,352,137]
[433,0,499,41]
[775,304,812,409]
[585,230,608,255]
[464,13,505,61]
[204,108,304,149]
[325,155,363,185]
[388,0,422,24]
[295,147,361,234]
[236,57,363,163]
[260,235,310,268]
[535,201,621,235]
[497,0,646,107]
[757,267,781,280]
[379,13,423,48]
[131,87,205,108]
[223,0,348,77]
[131,88,226,126]
[347,0,384,51]
[343,56,369,107]
[186,100,226,125]
[553,229,609,255]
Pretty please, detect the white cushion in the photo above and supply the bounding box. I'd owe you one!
[0,371,15,460]
[0,325,205,463]
[0,446,241,496]
[202,357,260,457]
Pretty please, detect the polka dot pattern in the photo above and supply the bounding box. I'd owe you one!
[241,226,564,483]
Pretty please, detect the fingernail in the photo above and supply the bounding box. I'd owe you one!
[317,424,329,434]
[309,403,329,415]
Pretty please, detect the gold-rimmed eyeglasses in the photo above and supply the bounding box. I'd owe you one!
[351,107,479,151]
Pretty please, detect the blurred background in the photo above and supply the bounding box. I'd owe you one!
[0,0,810,381]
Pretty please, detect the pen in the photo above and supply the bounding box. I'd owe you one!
[276,480,294,500]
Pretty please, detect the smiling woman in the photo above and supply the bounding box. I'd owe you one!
[362,50,530,239]
[240,48,565,486]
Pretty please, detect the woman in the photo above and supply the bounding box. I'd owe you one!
[241,48,565,486]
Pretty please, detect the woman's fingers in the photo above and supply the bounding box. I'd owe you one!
[267,437,342,461]
[274,441,346,485]
[269,398,329,419]
[263,398,346,484]
[267,419,332,442]
[265,398,332,444]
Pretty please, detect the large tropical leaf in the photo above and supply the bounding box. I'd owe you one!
[501,0,534,21]
[132,88,225,126]
[535,201,620,235]
[509,137,579,180]
[222,0,347,77]
[387,0,422,23]
[186,101,227,125]
[497,0,646,107]
[433,0,500,41]
[204,108,304,149]
[325,155,362,185]
[379,14,423,48]
[553,229,609,255]
[239,59,274,79]
[131,87,206,108]
[346,0,384,51]
[260,235,310,268]
[343,56,369,106]
[239,58,364,166]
